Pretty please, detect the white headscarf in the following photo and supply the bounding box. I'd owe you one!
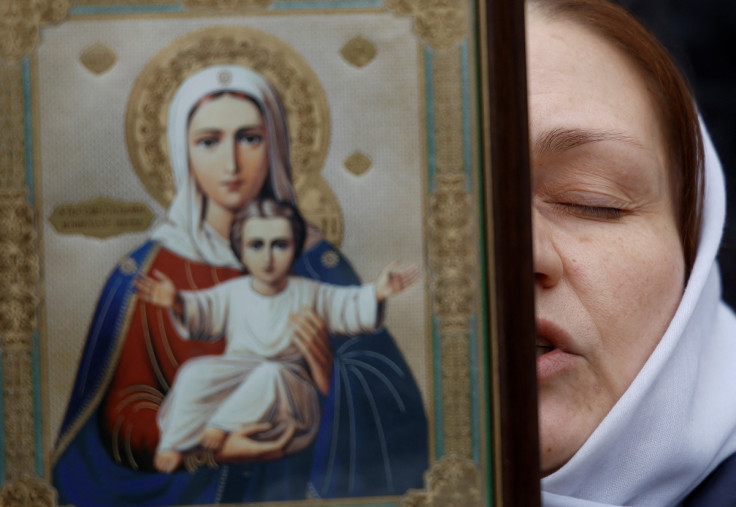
[542,126,736,506]
[152,65,296,268]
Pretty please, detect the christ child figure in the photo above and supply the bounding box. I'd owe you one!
[135,198,420,473]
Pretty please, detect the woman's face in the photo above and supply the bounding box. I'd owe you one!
[187,94,269,214]
[527,13,686,474]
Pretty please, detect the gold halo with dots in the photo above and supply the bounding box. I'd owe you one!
[125,26,343,245]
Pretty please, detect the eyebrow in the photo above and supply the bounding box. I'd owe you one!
[533,127,644,156]
[191,124,263,133]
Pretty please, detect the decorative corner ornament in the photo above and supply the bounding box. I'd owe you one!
[0,0,72,61]
[340,36,377,68]
[384,0,469,49]
[0,474,57,507]
[344,151,373,176]
[401,454,482,506]
[79,43,118,75]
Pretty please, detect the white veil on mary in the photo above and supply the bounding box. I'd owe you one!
[152,65,297,268]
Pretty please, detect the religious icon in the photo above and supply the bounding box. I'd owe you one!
[1,0,537,504]
[50,27,429,505]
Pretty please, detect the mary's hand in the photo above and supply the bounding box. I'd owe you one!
[215,422,296,463]
[289,307,333,395]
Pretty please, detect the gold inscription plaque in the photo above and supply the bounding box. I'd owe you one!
[48,198,155,239]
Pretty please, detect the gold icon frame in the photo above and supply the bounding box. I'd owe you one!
[0,0,540,505]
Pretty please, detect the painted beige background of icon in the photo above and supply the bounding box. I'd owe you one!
[37,12,428,449]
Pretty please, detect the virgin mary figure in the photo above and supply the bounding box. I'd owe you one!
[52,64,427,505]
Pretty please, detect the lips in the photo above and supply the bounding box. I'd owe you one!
[536,318,579,381]
[222,180,243,191]
[537,343,555,357]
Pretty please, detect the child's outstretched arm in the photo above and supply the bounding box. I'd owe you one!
[134,269,183,315]
[375,261,421,302]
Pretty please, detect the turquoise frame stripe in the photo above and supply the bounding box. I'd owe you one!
[459,40,481,461]
[425,41,482,461]
[23,58,45,477]
[424,47,444,458]
[70,0,382,15]
[424,47,437,193]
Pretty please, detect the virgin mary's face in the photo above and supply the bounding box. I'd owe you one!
[187,94,269,214]
[527,14,686,474]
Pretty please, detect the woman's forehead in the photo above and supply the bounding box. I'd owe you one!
[526,15,668,170]
[189,93,263,130]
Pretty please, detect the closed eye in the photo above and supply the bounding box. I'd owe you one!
[559,203,624,220]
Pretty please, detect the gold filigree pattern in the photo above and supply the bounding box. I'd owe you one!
[0,189,40,480]
[1,40,41,482]
[0,0,71,60]
[340,36,377,68]
[432,50,464,178]
[119,257,139,275]
[0,62,26,189]
[427,48,475,458]
[182,0,273,11]
[0,474,57,507]
[344,151,372,176]
[384,0,469,49]
[79,42,118,75]
[320,250,340,269]
[293,175,344,245]
[125,26,343,245]
[401,454,482,506]
[74,0,175,4]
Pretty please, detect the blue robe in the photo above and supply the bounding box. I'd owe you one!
[52,239,428,505]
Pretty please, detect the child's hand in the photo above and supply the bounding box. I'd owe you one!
[375,261,421,302]
[134,269,177,308]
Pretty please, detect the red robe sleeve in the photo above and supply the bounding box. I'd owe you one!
[101,247,241,469]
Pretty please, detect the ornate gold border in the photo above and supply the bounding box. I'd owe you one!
[427,47,476,459]
[0,0,485,503]
[0,58,44,498]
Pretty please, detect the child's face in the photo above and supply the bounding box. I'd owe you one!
[240,216,295,288]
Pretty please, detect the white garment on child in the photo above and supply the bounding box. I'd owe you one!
[157,276,379,454]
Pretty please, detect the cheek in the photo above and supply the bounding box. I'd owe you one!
[574,226,684,384]
[276,249,295,266]
[242,251,258,268]
[189,150,219,195]
[189,154,215,189]
[238,145,269,175]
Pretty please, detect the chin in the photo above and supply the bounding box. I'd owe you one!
[537,389,592,476]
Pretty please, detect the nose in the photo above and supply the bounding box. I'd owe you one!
[532,206,563,288]
[223,137,237,175]
[264,247,273,267]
